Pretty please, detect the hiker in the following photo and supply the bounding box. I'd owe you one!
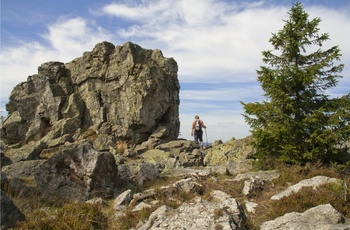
[191,115,207,149]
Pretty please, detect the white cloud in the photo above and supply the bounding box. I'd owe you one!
[181,86,263,102]
[100,1,290,83]
[101,0,172,21]
[0,17,113,102]
[0,42,58,99]
[42,17,113,60]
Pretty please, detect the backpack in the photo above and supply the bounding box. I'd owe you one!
[195,120,202,131]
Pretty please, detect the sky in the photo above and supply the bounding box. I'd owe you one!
[1,0,350,143]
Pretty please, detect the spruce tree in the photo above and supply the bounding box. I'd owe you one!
[242,2,350,163]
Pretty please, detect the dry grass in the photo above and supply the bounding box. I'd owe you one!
[213,208,224,220]
[116,141,128,154]
[111,207,158,230]
[16,202,108,230]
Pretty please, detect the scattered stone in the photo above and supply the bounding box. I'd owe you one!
[242,179,266,196]
[114,189,133,207]
[137,190,247,229]
[172,178,203,194]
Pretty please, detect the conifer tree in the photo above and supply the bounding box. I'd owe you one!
[242,2,350,163]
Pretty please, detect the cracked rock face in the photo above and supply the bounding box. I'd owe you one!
[1,41,180,148]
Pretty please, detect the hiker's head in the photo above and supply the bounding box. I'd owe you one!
[195,115,199,119]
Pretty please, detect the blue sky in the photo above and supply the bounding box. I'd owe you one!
[1,0,350,142]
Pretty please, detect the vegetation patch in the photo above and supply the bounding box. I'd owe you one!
[16,203,108,230]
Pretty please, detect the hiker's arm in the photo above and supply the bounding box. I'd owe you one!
[201,121,207,129]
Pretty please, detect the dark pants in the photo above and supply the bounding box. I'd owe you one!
[194,131,203,144]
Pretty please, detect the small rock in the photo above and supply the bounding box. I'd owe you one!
[114,189,133,208]
[242,179,266,196]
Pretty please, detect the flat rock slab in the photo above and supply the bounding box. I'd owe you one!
[271,175,338,200]
[261,204,350,230]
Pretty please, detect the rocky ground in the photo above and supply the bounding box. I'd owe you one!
[1,137,350,229]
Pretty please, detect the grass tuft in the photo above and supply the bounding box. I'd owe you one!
[16,203,108,229]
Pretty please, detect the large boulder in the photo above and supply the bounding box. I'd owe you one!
[1,41,180,150]
[203,136,255,174]
[2,142,119,202]
[34,142,120,201]
[1,160,46,197]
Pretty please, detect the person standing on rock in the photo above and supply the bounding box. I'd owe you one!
[191,115,207,149]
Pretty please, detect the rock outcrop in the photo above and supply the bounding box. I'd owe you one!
[1,41,180,150]
[0,41,180,202]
